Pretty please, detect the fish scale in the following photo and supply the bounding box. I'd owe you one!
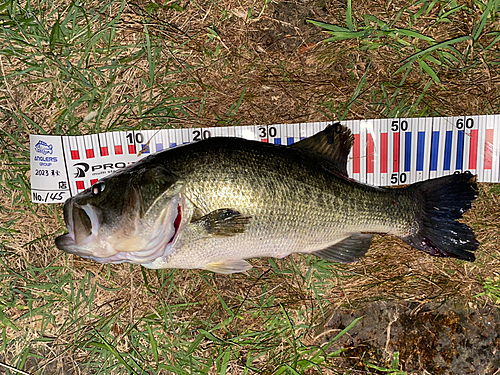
[147,137,416,270]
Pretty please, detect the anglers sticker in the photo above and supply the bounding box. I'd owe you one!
[30,115,500,203]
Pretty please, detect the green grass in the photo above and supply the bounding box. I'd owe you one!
[310,0,499,83]
[365,352,406,374]
[0,252,360,374]
[312,0,500,119]
[477,276,500,304]
[1,0,499,374]
[1,0,191,135]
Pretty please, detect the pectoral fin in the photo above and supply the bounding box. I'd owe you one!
[192,208,251,237]
[312,233,373,263]
[205,259,252,274]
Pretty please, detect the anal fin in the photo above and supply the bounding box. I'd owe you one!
[205,259,252,274]
[312,233,373,263]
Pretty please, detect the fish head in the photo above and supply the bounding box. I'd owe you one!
[55,164,185,265]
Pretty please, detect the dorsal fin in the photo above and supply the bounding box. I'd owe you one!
[291,122,354,177]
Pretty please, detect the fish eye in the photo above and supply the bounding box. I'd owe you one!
[92,182,105,196]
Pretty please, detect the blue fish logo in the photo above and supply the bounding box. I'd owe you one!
[35,140,53,155]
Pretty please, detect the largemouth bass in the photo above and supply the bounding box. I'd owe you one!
[55,123,479,273]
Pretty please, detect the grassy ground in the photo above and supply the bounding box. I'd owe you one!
[1,0,500,374]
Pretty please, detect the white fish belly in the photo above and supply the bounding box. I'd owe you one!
[156,223,351,270]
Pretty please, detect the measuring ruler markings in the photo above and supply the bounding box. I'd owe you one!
[30,115,500,203]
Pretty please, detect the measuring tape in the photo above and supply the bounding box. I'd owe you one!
[30,115,500,204]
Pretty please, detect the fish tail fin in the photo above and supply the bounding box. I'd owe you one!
[401,171,479,261]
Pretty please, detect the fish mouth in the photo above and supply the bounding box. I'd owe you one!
[55,199,100,254]
[83,201,182,265]
[56,195,183,265]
